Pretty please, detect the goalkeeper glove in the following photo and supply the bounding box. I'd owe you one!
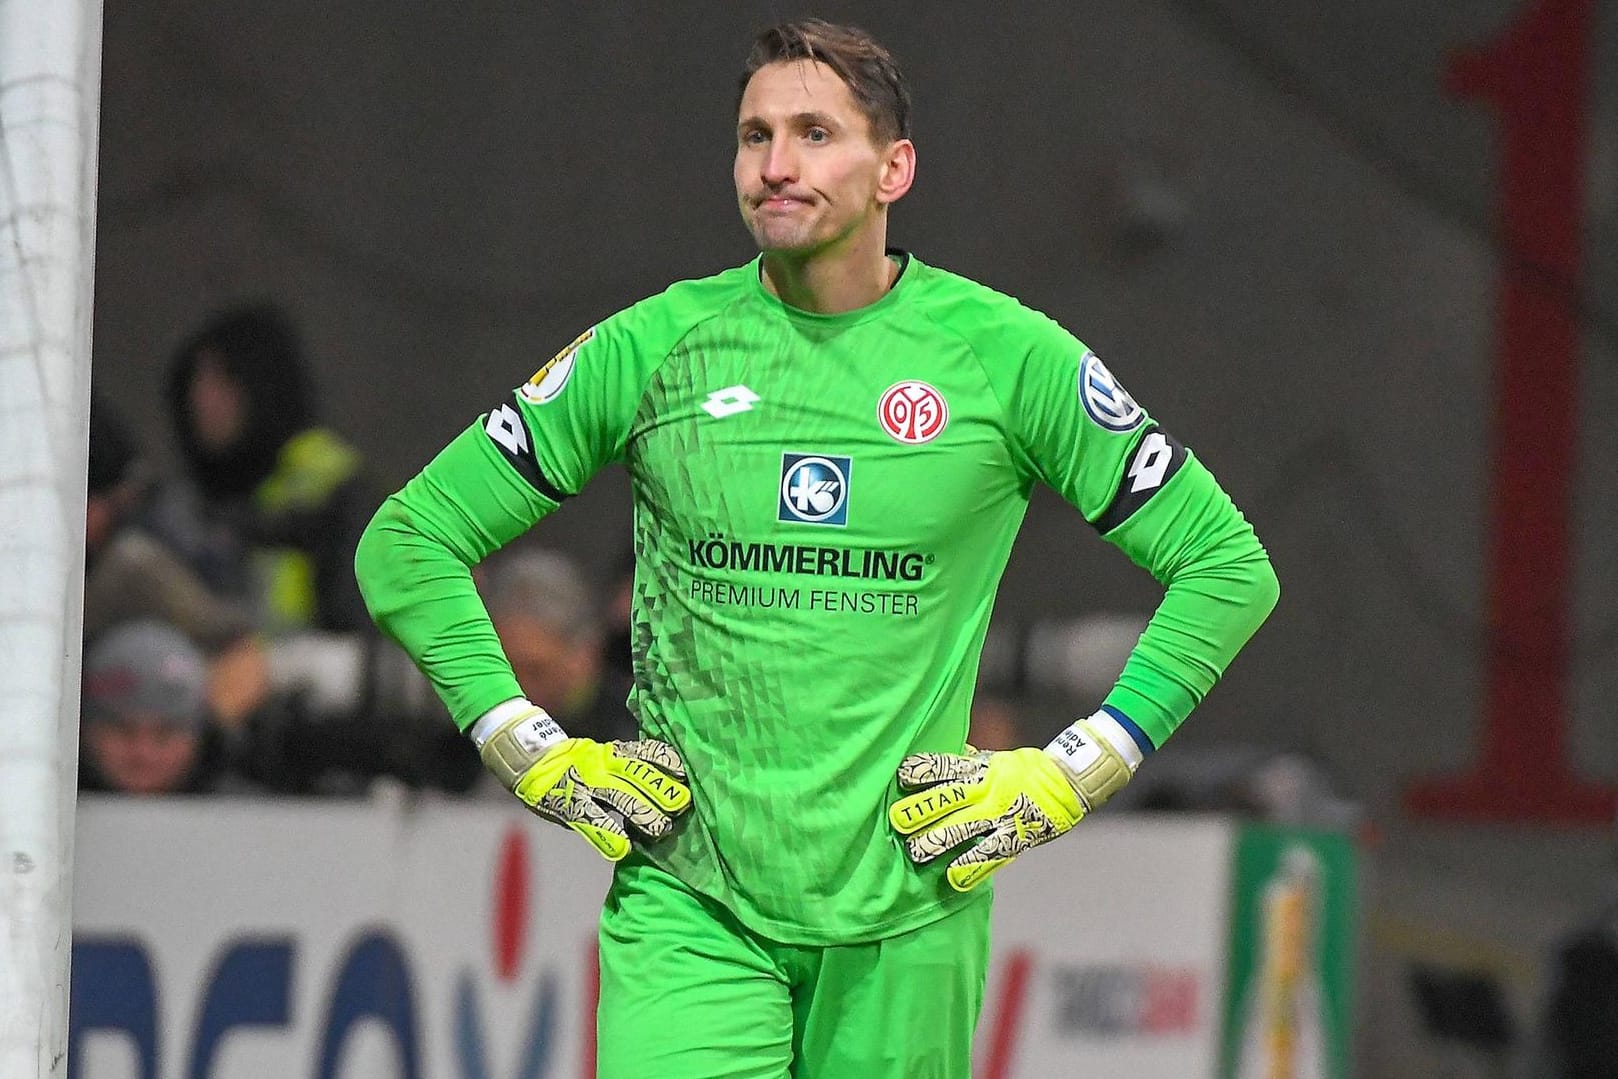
[472,700,691,861]
[888,710,1143,892]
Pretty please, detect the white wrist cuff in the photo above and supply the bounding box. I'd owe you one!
[468,698,566,750]
[1044,710,1145,774]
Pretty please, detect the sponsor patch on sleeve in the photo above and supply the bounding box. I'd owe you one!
[1078,350,1144,432]
[519,327,594,405]
[1093,425,1186,533]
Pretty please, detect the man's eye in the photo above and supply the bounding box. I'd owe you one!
[806,127,829,143]
[743,130,768,146]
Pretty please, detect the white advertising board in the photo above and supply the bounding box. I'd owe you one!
[72,798,1233,1078]
[979,816,1235,1077]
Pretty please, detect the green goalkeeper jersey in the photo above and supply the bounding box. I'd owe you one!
[356,252,1278,943]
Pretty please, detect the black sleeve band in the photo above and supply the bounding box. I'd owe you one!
[481,398,567,503]
[1093,425,1187,534]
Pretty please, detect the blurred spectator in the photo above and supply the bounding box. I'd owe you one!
[80,620,245,794]
[203,545,626,796]
[97,334,464,790]
[83,396,269,728]
[151,303,376,635]
[242,632,481,794]
[480,545,637,744]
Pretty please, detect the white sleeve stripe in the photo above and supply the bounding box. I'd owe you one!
[1085,710,1145,771]
[469,697,541,746]
[1044,710,1145,773]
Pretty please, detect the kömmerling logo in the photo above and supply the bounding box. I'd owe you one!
[689,533,926,582]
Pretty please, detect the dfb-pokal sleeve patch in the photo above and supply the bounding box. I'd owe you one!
[1078,349,1145,433]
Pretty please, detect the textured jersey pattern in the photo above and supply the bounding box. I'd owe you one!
[499,257,1145,941]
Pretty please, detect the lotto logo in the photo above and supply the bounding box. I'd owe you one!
[484,404,530,456]
[878,381,948,444]
[702,384,760,418]
[779,453,851,526]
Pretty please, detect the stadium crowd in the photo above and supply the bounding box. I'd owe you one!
[80,304,634,796]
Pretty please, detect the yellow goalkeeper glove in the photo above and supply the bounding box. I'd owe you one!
[473,701,691,861]
[888,711,1140,892]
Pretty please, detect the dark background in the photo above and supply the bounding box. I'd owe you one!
[90,3,1618,1071]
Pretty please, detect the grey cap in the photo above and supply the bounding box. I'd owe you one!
[83,620,209,728]
[479,547,600,642]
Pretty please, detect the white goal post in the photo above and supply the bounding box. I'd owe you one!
[0,0,103,1075]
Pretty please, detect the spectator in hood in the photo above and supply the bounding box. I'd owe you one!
[83,395,269,729]
[156,303,377,634]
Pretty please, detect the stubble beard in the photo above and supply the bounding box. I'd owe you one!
[748,210,821,256]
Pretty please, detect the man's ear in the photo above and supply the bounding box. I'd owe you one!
[876,139,916,206]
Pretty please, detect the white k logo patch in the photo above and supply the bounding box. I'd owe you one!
[702,385,760,418]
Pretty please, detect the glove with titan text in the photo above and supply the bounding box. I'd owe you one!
[473,701,691,861]
[888,710,1140,891]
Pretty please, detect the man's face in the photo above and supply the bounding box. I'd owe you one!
[85,715,199,794]
[735,60,899,257]
[493,612,601,719]
[188,350,246,453]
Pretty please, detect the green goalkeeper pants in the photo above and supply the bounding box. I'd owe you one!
[597,860,991,1079]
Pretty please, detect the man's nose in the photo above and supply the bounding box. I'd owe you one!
[761,141,797,185]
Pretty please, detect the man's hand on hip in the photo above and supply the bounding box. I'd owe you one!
[475,702,691,861]
[888,711,1138,892]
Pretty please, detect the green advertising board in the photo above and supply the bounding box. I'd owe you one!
[1220,825,1358,1079]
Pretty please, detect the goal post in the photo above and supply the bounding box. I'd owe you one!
[0,0,103,1074]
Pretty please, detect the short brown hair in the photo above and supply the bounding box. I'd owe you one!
[738,19,911,143]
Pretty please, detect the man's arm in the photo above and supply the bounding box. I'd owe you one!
[354,424,547,729]
[356,298,698,857]
[894,327,1277,890]
[891,453,1276,891]
[996,331,1279,753]
[1088,445,1280,753]
[356,419,690,859]
[357,294,691,725]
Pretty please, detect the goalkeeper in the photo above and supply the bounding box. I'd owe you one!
[356,17,1278,1079]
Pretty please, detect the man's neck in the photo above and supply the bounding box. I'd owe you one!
[760,232,898,315]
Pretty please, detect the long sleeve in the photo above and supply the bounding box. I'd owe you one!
[354,424,555,729]
[1098,452,1279,747]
